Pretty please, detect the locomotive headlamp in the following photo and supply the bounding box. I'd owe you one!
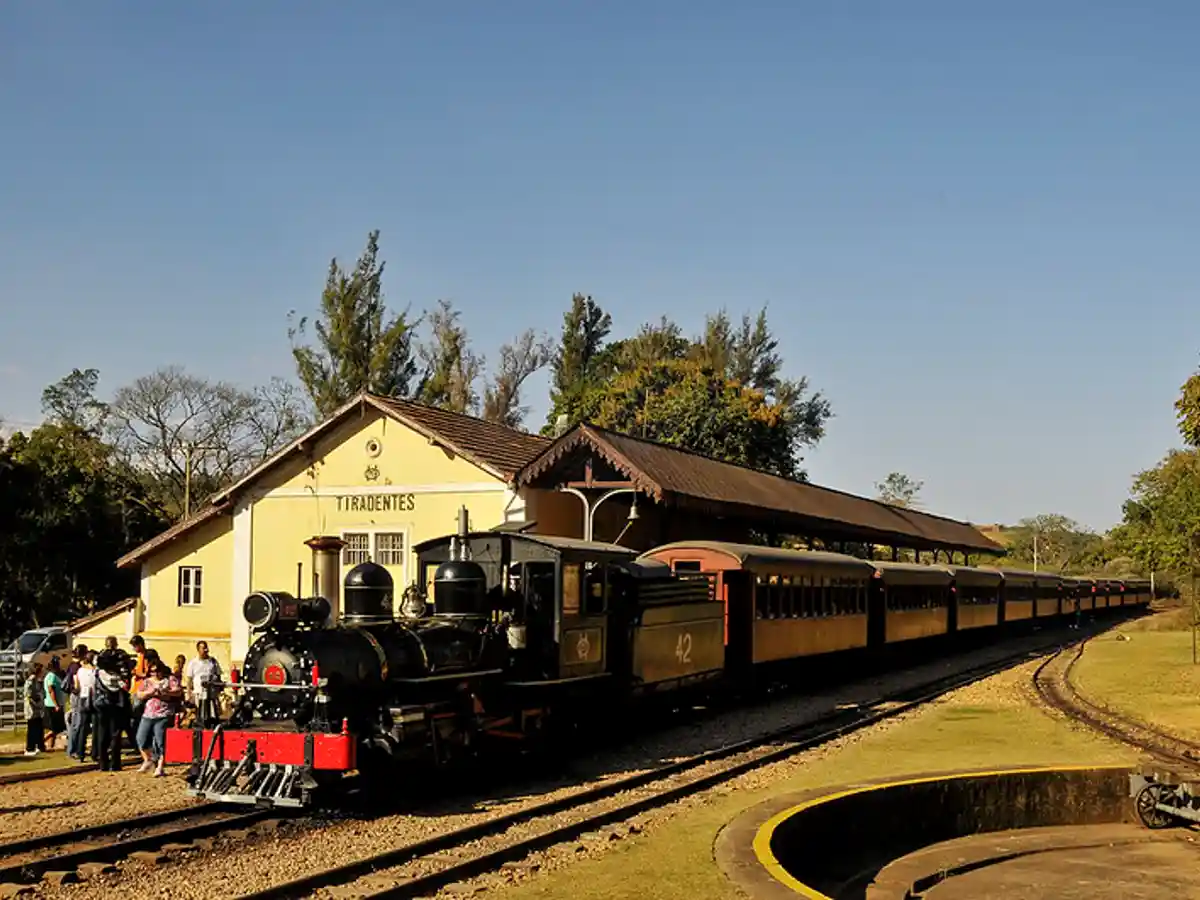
[243,591,332,630]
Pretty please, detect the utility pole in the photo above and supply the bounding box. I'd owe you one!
[183,443,222,519]
[1033,531,1039,572]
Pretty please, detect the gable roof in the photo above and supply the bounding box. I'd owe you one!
[69,597,138,634]
[117,393,551,569]
[515,424,1003,554]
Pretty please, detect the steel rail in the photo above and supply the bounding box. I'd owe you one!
[1032,639,1200,769]
[0,802,218,859]
[0,809,272,886]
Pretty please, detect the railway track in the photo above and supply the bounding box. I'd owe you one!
[0,803,280,889]
[1032,638,1200,768]
[238,643,1065,900]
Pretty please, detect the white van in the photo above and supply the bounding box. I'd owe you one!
[4,627,73,673]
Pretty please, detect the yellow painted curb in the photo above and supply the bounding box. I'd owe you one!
[751,764,1131,897]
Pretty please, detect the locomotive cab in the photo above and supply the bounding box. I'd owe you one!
[413,529,638,684]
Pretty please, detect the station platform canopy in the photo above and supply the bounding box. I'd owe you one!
[515,424,1003,557]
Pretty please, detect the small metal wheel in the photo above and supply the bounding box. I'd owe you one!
[1135,783,1176,829]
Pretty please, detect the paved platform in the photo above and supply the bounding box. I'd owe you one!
[871,824,1200,899]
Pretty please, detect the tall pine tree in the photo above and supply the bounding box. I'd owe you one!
[289,230,420,416]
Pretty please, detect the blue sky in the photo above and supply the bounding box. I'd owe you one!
[2,1,1197,532]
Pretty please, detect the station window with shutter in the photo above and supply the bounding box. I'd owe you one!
[374,533,405,566]
[342,533,370,567]
[178,566,203,606]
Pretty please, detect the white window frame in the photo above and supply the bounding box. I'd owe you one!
[178,566,203,606]
[373,531,406,567]
[339,528,410,589]
[341,532,371,568]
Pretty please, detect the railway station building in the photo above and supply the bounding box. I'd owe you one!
[105,393,1001,670]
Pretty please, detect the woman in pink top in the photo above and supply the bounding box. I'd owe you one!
[136,661,181,775]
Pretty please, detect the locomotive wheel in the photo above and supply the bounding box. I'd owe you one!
[1135,783,1176,829]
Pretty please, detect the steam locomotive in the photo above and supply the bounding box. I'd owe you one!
[165,514,1149,809]
[164,518,718,807]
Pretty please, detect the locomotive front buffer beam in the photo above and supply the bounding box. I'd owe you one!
[1130,766,1200,829]
[181,726,323,809]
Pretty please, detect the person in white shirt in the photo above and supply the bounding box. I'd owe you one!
[68,652,98,762]
[185,641,223,726]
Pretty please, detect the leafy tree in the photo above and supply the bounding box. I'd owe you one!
[1001,513,1106,572]
[41,368,110,434]
[417,299,483,414]
[289,230,421,416]
[1110,450,1200,574]
[577,357,804,478]
[1176,368,1200,448]
[543,301,832,473]
[0,421,167,641]
[544,294,613,432]
[690,307,832,450]
[482,330,554,428]
[598,317,691,371]
[107,366,308,519]
[875,472,924,509]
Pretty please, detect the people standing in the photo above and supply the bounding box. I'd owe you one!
[42,657,66,751]
[68,651,98,762]
[186,641,223,726]
[136,661,181,776]
[63,645,88,758]
[93,648,130,772]
[22,663,46,757]
[128,636,149,737]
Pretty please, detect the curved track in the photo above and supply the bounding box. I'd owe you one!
[0,805,277,888]
[238,645,1062,900]
[1032,638,1200,768]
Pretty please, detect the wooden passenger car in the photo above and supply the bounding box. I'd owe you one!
[1034,572,1062,619]
[983,568,1034,622]
[639,541,876,669]
[941,565,1002,631]
[1075,577,1095,611]
[870,561,954,643]
[1124,579,1152,607]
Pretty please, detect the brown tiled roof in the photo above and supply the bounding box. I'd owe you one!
[116,502,231,569]
[370,396,549,479]
[69,596,139,634]
[515,425,1003,554]
[118,394,549,569]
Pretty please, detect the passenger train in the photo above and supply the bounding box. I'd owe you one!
[164,516,1151,808]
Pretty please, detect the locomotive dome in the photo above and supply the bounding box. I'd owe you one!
[343,561,395,624]
[432,558,488,616]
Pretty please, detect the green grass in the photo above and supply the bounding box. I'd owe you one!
[490,673,1135,900]
[0,747,80,774]
[1073,624,1200,743]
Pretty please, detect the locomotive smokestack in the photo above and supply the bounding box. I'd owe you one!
[457,506,470,561]
[305,535,345,625]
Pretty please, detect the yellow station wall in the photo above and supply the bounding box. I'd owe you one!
[133,408,563,668]
[139,515,236,671]
[249,410,514,600]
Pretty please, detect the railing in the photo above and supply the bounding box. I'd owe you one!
[0,659,25,730]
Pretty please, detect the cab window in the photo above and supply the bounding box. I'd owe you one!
[561,563,582,617]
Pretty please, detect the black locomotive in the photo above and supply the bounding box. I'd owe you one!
[166,518,719,807]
